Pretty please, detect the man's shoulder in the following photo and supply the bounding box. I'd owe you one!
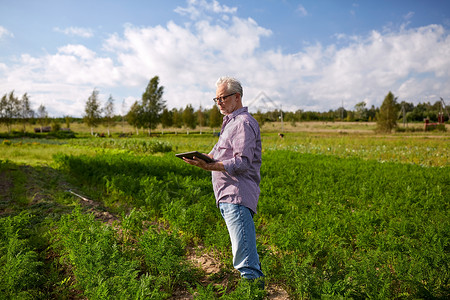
[232,112,260,136]
[238,112,259,126]
[234,107,258,122]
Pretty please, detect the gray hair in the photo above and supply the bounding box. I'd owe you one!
[216,76,243,99]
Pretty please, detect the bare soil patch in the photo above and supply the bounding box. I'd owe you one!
[0,170,13,215]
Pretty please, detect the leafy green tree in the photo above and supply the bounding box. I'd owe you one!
[141,76,166,135]
[253,110,265,126]
[104,95,115,136]
[120,99,128,134]
[336,106,347,120]
[197,106,206,127]
[295,109,303,122]
[376,91,399,133]
[0,94,8,131]
[399,101,414,113]
[354,101,368,121]
[161,108,173,129]
[183,104,196,129]
[427,100,442,122]
[398,101,414,123]
[0,91,21,133]
[19,93,34,132]
[409,102,428,122]
[209,105,222,128]
[172,108,183,128]
[36,104,48,132]
[367,105,378,121]
[84,89,102,135]
[346,110,355,122]
[126,100,143,135]
[64,115,71,129]
[51,118,61,132]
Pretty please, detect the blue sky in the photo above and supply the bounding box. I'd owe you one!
[1,0,449,117]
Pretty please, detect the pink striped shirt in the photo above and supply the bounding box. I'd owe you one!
[209,107,262,214]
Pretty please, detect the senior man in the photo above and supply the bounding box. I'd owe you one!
[182,76,265,283]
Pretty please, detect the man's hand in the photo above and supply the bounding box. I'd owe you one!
[183,155,225,172]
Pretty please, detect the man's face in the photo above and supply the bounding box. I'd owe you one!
[215,83,239,115]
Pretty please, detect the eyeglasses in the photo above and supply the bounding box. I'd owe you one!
[213,93,236,104]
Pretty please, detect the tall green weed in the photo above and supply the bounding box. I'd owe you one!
[51,207,160,299]
[259,151,449,298]
[53,148,449,298]
[55,152,223,243]
[139,228,197,293]
[51,206,201,299]
[68,138,172,153]
[0,212,44,299]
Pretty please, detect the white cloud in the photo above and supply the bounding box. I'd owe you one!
[54,26,94,38]
[0,26,14,39]
[174,0,237,20]
[404,11,415,20]
[1,0,449,116]
[305,25,450,109]
[296,5,308,17]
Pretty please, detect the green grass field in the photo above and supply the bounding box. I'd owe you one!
[0,123,449,299]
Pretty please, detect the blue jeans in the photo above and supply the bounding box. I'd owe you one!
[219,202,264,279]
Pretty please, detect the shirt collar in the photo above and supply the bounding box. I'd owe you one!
[224,106,248,121]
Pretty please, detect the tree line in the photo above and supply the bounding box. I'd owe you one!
[82,76,223,136]
[1,75,448,135]
[280,98,447,124]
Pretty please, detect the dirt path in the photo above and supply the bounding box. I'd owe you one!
[0,170,14,215]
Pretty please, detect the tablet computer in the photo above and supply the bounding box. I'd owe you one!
[175,151,214,163]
